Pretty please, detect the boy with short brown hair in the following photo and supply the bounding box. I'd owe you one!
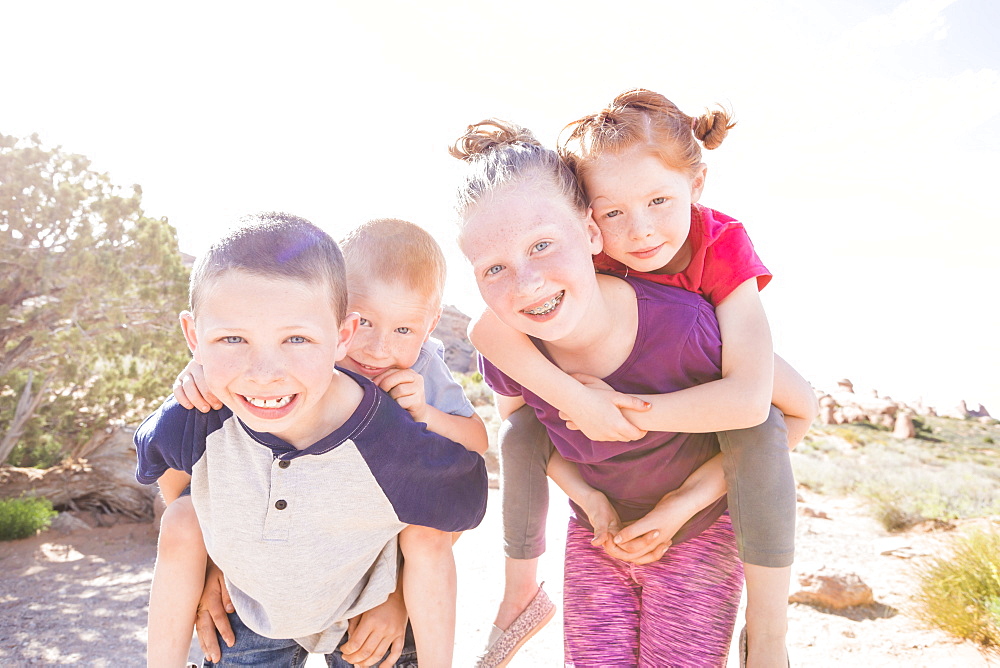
[136,212,487,666]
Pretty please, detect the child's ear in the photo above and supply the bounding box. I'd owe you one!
[334,312,360,362]
[690,164,708,203]
[424,308,443,342]
[583,207,603,255]
[179,311,202,363]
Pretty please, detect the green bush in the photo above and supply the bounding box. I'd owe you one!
[454,371,494,407]
[0,496,58,541]
[914,530,1000,653]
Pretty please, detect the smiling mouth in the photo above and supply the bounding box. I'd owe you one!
[243,395,294,409]
[349,359,388,376]
[523,291,564,316]
[632,243,665,258]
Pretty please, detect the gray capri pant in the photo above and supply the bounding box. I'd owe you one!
[499,403,795,568]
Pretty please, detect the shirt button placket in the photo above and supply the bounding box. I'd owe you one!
[263,457,293,540]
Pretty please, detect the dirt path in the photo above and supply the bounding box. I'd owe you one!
[0,487,995,666]
[0,520,157,665]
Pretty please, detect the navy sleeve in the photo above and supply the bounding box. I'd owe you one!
[355,394,488,532]
[133,397,226,484]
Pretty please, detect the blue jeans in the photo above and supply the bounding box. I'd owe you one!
[203,610,418,667]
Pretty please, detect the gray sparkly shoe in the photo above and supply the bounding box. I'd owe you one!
[475,584,556,668]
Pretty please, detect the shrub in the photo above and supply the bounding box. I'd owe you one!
[914,530,1000,653]
[0,496,58,541]
[455,371,494,407]
[792,442,1000,530]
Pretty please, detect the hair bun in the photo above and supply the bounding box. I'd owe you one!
[449,119,540,160]
[692,108,736,150]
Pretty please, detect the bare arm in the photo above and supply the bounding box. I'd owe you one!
[471,309,649,441]
[622,279,774,433]
[771,353,819,449]
[157,468,192,506]
[546,449,622,544]
[494,392,527,421]
[420,407,489,454]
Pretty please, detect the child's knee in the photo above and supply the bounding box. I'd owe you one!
[400,525,453,559]
[157,498,204,556]
[498,405,551,467]
[719,405,789,456]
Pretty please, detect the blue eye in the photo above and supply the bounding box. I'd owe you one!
[605,210,622,219]
[222,336,243,344]
[395,327,412,335]
[486,265,503,276]
[288,336,307,343]
[533,241,550,252]
[650,197,666,205]
[359,317,371,327]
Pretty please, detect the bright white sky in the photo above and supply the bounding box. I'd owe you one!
[4,0,998,413]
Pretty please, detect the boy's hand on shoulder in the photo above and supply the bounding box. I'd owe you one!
[342,589,408,667]
[558,373,650,442]
[374,368,428,423]
[173,359,222,413]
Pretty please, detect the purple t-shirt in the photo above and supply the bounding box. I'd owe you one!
[481,276,727,545]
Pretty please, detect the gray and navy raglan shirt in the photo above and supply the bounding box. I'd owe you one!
[134,368,488,653]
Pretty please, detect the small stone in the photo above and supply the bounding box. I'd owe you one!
[789,567,874,609]
[49,513,92,535]
[799,506,830,519]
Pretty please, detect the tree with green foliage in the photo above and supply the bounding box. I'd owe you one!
[1,133,190,467]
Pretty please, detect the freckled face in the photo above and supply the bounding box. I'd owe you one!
[341,279,441,379]
[459,180,603,342]
[180,270,357,448]
[584,147,706,275]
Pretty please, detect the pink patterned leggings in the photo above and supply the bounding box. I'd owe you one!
[562,514,744,667]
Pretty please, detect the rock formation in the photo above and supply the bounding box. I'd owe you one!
[431,304,479,373]
[815,378,992,431]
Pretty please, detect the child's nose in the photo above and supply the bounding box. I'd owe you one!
[514,266,545,299]
[367,333,391,359]
[629,211,655,240]
[246,347,285,383]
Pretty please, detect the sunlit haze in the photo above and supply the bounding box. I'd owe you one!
[4,0,997,413]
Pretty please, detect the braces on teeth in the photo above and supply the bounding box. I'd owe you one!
[525,292,563,315]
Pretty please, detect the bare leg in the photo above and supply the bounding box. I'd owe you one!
[716,407,794,668]
[494,557,541,630]
[147,497,206,668]
[399,525,456,668]
[743,564,790,668]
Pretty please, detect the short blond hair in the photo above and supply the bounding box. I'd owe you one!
[340,218,447,306]
[189,212,348,321]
